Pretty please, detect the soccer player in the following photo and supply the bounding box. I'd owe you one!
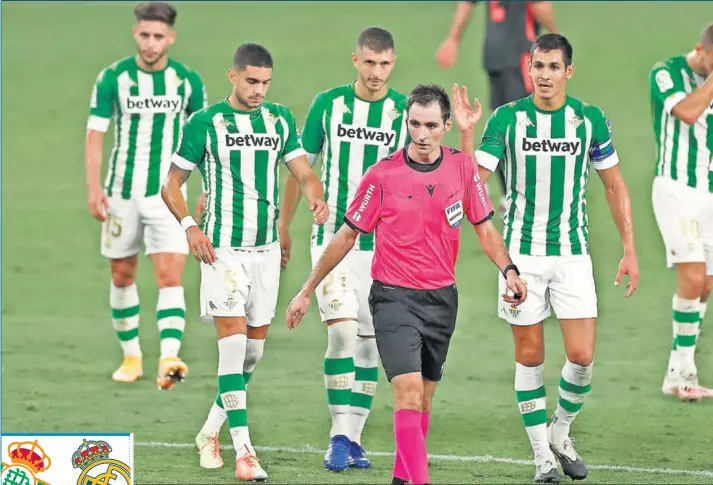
[651,23,713,401]
[286,84,527,485]
[161,43,328,481]
[277,27,409,471]
[84,2,207,389]
[458,34,639,482]
[436,1,558,212]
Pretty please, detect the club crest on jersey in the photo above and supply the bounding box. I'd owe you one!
[445,200,464,228]
[266,112,279,125]
[387,107,402,121]
[568,115,583,129]
[516,111,534,128]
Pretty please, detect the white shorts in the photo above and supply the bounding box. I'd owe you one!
[310,243,374,336]
[199,243,281,327]
[498,254,598,326]
[100,194,188,259]
[652,176,713,276]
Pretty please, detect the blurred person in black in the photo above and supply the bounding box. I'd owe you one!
[436,1,558,212]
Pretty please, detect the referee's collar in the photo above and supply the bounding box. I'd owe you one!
[404,146,443,173]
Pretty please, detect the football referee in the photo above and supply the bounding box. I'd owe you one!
[286,84,527,485]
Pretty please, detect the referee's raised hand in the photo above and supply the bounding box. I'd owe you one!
[286,290,311,329]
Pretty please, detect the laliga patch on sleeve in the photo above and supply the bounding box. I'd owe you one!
[655,70,674,93]
[1,433,133,485]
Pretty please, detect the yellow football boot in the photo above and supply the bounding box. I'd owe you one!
[112,356,143,383]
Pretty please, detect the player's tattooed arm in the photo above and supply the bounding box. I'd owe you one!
[161,163,193,224]
[598,165,639,297]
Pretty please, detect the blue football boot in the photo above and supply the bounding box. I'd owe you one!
[324,434,350,471]
[348,440,372,469]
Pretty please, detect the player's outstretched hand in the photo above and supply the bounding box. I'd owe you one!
[311,199,328,225]
[88,185,109,222]
[436,38,458,70]
[279,226,292,269]
[503,273,528,307]
[195,193,206,223]
[452,84,482,134]
[187,226,216,265]
[286,290,311,329]
[615,251,640,298]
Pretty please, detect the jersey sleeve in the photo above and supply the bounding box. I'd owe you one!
[474,108,507,172]
[650,62,687,116]
[589,107,619,171]
[464,157,495,225]
[87,67,115,132]
[344,166,382,234]
[301,93,327,165]
[187,71,208,116]
[171,113,206,170]
[281,107,307,163]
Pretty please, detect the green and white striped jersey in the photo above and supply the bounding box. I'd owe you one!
[172,98,305,248]
[476,95,618,256]
[301,83,408,250]
[650,55,713,193]
[88,56,207,199]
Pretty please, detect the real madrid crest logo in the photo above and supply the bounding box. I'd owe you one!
[72,440,131,485]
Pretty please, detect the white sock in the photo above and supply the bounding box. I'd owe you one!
[217,334,253,458]
[325,320,357,438]
[551,360,593,446]
[700,301,708,320]
[350,336,379,445]
[200,402,227,436]
[514,363,553,462]
[244,338,266,385]
[157,287,186,358]
[111,282,141,357]
[673,295,700,372]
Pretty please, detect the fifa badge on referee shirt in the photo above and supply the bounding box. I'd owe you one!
[445,200,464,228]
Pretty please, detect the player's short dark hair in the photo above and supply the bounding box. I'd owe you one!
[233,43,273,70]
[407,84,451,124]
[701,23,713,48]
[357,27,395,53]
[134,2,177,27]
[531,33,573,67]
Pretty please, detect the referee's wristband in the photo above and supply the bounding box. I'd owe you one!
[180,216,198,232]
[502,264,520,278]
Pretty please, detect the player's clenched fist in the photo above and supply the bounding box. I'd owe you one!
[285,290,311,329]
[87,184,109,222]
[186,226,216,264]
[310,199,329,225]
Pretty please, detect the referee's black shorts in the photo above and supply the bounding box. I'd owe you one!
[368,280,458,383]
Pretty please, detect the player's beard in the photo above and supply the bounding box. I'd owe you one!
[235,91,262,110]
[138,48,166,68]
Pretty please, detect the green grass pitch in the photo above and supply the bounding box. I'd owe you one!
[2,1,712,483]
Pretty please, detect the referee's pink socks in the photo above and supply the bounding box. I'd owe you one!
[393,409,430,485]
